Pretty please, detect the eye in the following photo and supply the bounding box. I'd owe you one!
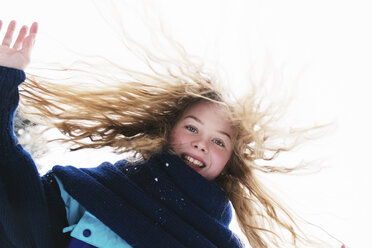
[212,138,225,147]
[185,125,198,133]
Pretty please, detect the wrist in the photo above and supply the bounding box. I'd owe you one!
[0,65,26,87]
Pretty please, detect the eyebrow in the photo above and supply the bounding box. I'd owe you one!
[184,115,232,140]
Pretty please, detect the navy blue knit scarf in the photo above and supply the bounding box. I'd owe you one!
[53,150,242,248]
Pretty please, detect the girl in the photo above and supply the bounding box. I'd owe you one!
[0,20,344,248]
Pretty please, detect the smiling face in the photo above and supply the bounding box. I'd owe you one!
[169,101,235,180]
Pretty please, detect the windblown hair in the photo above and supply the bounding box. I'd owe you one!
[20,34,324,248]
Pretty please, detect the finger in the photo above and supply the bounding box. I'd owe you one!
[21,33,36,59]
[20,22,38,55]
[2,20,16,47]
[29,22,38,35]
[13,25,28,50]
[0,20,3,31]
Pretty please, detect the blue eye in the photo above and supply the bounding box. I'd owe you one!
[185,125,198,133]
[213,139,225,147]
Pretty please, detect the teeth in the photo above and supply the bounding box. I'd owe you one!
[184,155,205,168]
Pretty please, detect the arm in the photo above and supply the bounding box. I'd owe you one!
[0,20,55,248]
[0,19,36,145]
[0,19,37,145]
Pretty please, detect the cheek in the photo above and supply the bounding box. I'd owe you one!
[211,148,231,169]
[169,128,180,144]
[169,127,188,147]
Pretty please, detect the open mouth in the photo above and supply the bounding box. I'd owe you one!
[182,154,206,169]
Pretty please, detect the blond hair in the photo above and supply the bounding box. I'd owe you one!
[20,31,329,248]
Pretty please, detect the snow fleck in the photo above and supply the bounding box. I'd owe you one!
[165,163,169,167]
[154,177,158,182]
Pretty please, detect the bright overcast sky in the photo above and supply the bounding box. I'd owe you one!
[2,0,372,247]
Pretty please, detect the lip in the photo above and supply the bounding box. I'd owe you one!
[181,153,207,170]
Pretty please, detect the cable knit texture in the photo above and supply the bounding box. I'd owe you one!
[0,66,242,248]
[0,66,52,248]
[1,66,69,248]
[53,150,242,248]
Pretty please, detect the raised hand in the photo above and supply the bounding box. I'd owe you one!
[0,20,38,70]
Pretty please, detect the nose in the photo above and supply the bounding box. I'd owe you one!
[191,139,208,153]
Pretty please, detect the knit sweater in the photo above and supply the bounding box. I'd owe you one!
[0,66,70,248]
[0,66,242,248]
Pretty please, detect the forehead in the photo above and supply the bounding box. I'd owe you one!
[180,101,234,133]
[182,101,224,115]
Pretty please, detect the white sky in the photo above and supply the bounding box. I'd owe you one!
[2,0,372,247]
